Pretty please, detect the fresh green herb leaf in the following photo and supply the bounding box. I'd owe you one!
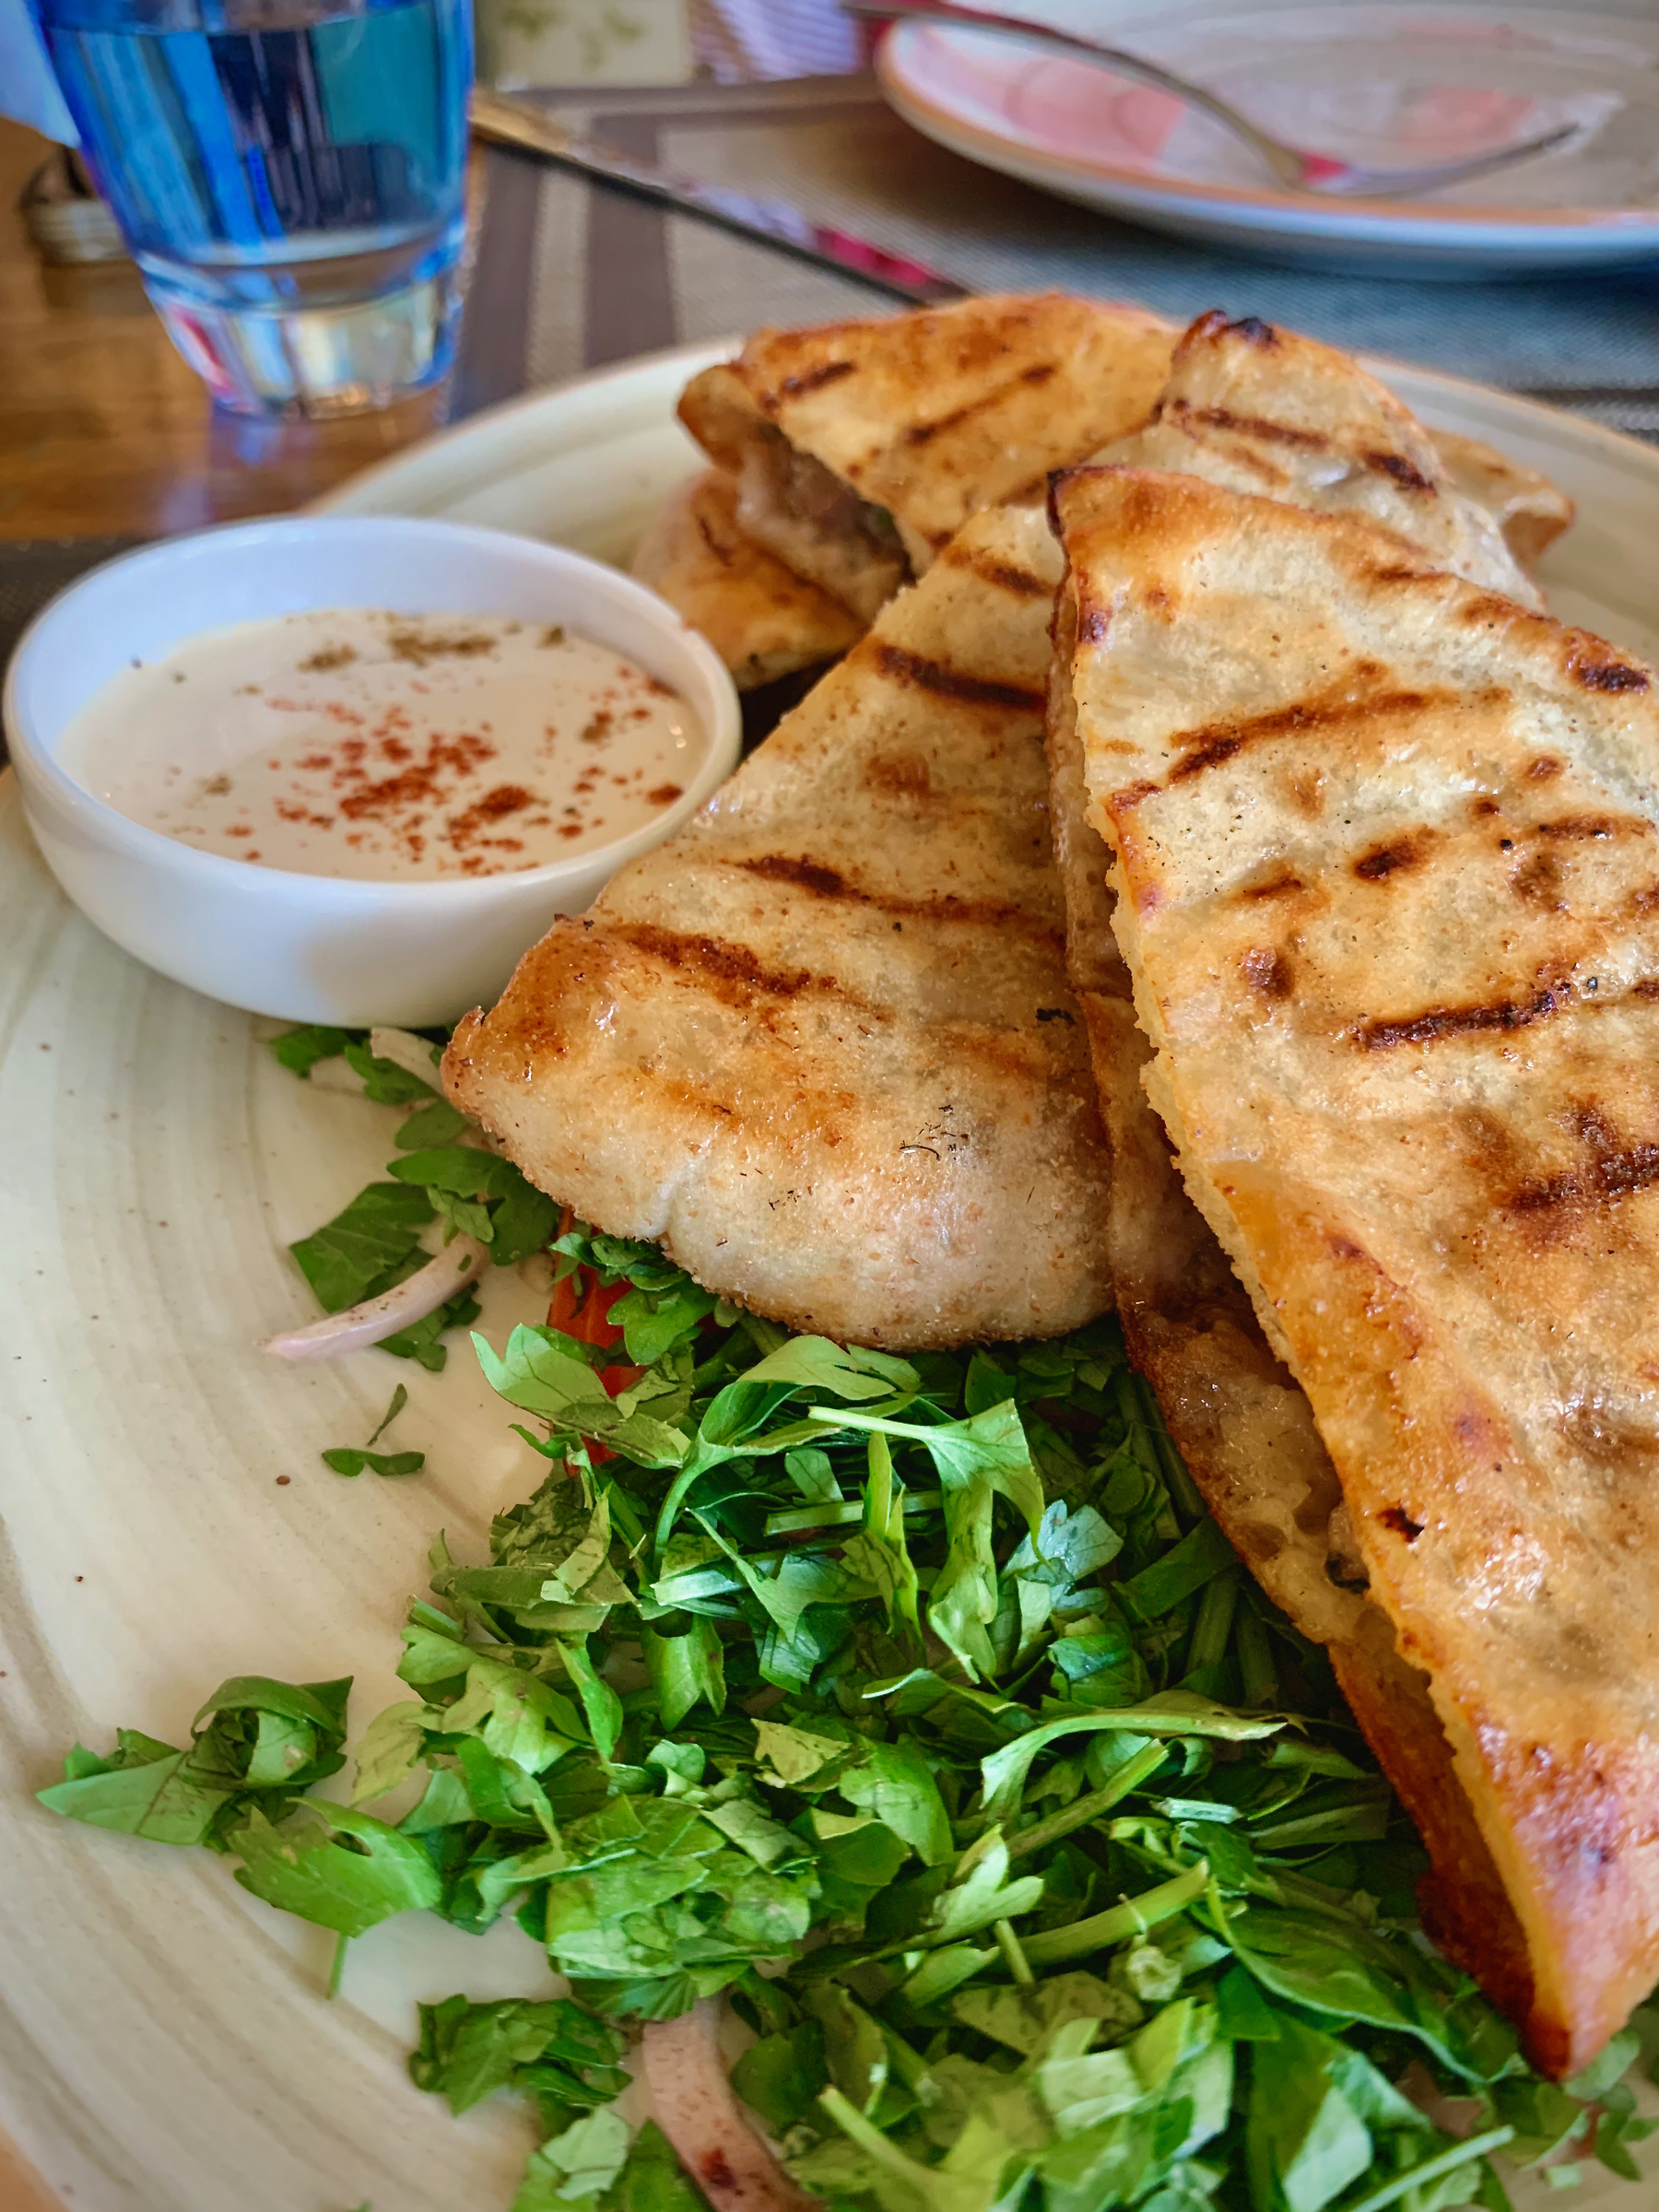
[50,1223,1653,2212]
[323,1382,426,1477]
[344,1039,439,1104]
[290,1183,434,1313]
[389,1148,558,1265]
[228,1801,442,1935]
[511,2105,630,2212]
[598,2122,705,2212]
[268,1024,358,1077]
[323,1446,427,1478]
[409,1994,628,2119]
[396,1099,471,1150]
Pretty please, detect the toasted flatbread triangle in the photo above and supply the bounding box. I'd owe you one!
[443,504,1111,1350]
[630,469,862,691]
[1048,316,1571,2041]
[1045,567,1535,2045]
[1097,311,1541,606]
[663,300,1568,679]
[1053,463,1659,2073]
[678,293,1176,617]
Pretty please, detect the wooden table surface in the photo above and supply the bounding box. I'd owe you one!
[0,117,461,543]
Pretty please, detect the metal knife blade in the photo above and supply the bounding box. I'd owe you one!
[468,88,970,308]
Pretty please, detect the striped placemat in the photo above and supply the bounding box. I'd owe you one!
[462,72,1659,425]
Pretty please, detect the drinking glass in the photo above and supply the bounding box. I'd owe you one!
[33,0,473,416]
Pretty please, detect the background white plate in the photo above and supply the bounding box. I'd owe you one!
[877,1,1659,275]
[5,343,1657,2211]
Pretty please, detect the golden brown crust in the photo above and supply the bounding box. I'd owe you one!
[678,294,1177,612]
[1094,311,1541,606]
[1053,462,1659,2075]
[630,469,863,691]
[443,504,1112,1350]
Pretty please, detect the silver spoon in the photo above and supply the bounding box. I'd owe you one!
[844,0,1580,199]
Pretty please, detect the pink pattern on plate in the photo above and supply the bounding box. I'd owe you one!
[916,30,1183,172]
[1009,75,1185,162]
[1393,85,1537,155]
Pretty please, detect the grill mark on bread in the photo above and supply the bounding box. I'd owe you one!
[771,359,856,401]
[1356,982,1571,1051]
[1168,397,1324,451]
[1566,645,1650,694]
[1241,867,1305,900]
[1354,834,1430,881]
[728,853,1061,939]
[1189,311,1277,349]
[901,359,1058,448]
[693,512,735,569]
[872,641,1046,712]
[1365,449,1436,493]
[736,853,848,898]
[1170,688,1440,783]
[1241,946,1294,998]
[608,922,848,1007]
[1510,853,1566,909]
[1380,1504,1427,1541]
[1507,1144,1659,1218]
[939,541,1053,598]
[1076,595,1113,646]
[1459,594,1522,628]
[863,750,932,797]
[1536,813,1650,842]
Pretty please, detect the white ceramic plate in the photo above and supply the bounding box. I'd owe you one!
[6,342,1658,2212]
[878,2,1659,275]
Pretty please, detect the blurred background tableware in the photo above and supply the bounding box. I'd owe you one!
[29,0,474,415]
[874,0,1659,276]
[846,0,1581,199]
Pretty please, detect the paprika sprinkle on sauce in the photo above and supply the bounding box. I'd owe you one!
[60,608,705,883]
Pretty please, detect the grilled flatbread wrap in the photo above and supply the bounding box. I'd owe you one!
[630,468,863,691]
[442,503,1112,1350]
[1045,569,1536,2052]
[677,292,1175,621]
[1041,312,1564,2041]
[1051,461,1659,2076]
[1102,310,1542,607]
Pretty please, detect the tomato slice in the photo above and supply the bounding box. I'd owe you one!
[548,1268,642,1398]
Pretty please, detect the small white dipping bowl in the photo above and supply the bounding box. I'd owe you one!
[3,515,741,1025]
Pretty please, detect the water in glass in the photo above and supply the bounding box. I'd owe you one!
[39,0,472,414]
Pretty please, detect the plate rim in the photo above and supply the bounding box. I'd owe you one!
[878,18,1659,240]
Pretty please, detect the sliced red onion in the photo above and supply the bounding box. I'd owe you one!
[369,1026,445,1091]
[260,1236,489,1362]
[642,2003,820,2212]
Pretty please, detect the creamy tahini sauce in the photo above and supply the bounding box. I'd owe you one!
[61,608,705,881]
